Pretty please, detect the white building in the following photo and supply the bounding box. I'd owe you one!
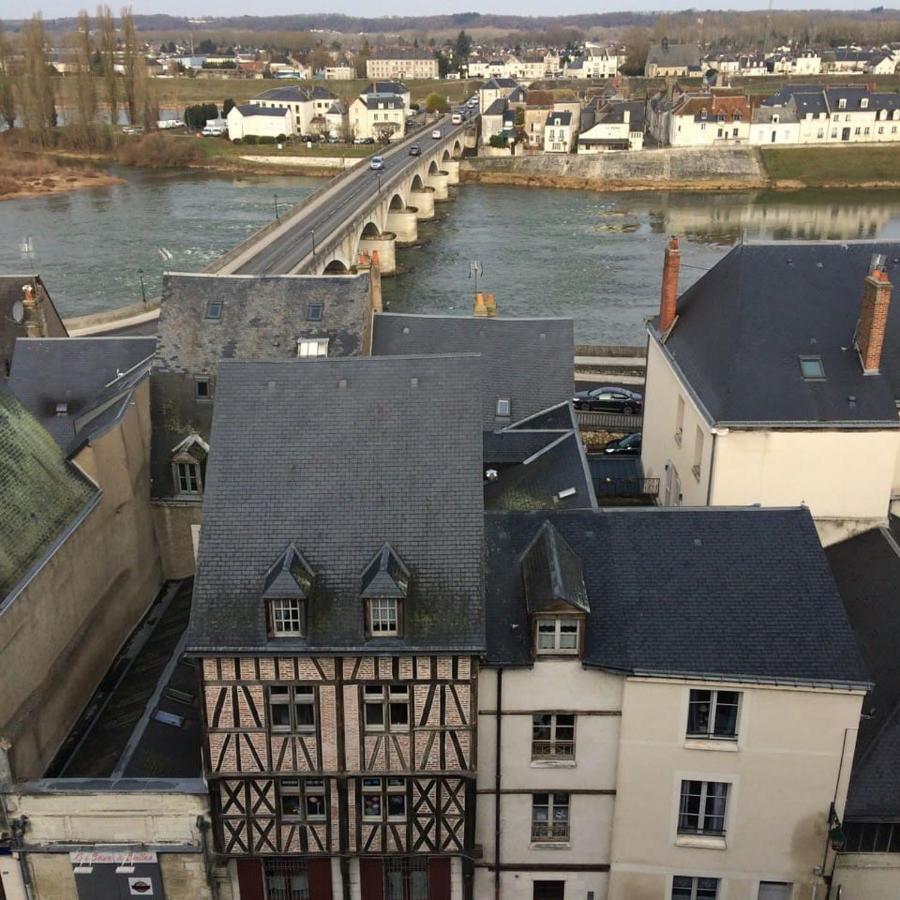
[641,238,900,546]
[250,86,313,134]
[544,110,575,152]
[348,94,406,141]
[324,65,355,80]
[363,81,411,110]
[366,48,439,81]
[226,104,294,141]
[577,100,645,152]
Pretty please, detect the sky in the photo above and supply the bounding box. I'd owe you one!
[3,0,896,19]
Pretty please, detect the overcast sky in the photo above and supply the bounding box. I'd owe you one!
[3,0,893,21]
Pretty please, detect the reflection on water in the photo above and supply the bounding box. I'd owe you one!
[382,185,900,343]
[1,165,900,342]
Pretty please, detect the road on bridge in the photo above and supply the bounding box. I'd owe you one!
[230,112,474,276]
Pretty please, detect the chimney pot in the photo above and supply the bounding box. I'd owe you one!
[856,269,892,374]
[473,291,488,317]
[658,236,681,334]
[485,293,497,317]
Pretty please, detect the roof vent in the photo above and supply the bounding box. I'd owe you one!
[402,326,410,334]
[410,377,419,388]
[557,487,577,499]
[55,402,68,416]
[485,468,499,481]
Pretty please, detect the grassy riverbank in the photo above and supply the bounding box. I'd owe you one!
[760,145,900,188]
[0,149,124,201]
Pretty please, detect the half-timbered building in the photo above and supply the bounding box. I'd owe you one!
[186,355,486,900]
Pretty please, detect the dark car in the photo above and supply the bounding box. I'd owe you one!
[408,144,421,156]
[603,432,642,455]
[573,386,643,414]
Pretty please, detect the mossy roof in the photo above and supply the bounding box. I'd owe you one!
[0,388,97,600]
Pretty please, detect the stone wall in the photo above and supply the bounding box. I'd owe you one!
[462,147,768,190]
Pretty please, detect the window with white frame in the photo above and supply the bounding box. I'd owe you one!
[268,685,316,732]
[687,689,740,740]
[678,780,729,836]
[361,777,407,821]
[532,714,575,759]
[363,684,410,731]
[269,597,304,637]
[297,338,329,359]
[279,778,326,821]
[531,792,570,842]
[672,877,719,900]
[174,460,202,494]
[535,617,580,655]
[368,597,399,636]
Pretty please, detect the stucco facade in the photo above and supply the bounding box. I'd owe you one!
[608,678,864,900]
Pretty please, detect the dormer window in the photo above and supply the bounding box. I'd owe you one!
[175,461,201,494]
[171,433,209,498]
[263,544,316,639]
[861,98,869,109]
[839,98,847,110]
[536,616,580,654]
[361,544,409,638]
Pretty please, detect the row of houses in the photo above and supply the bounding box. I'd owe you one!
[1,238,900,900]
[467,43,620,82]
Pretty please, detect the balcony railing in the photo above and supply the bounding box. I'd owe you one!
[531,822,570,842]
[531,740,575,759]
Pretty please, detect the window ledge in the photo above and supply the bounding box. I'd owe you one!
[530,759,577,768]
[675,834,727,851]
[684,738,739,752]
[529,842,571,850]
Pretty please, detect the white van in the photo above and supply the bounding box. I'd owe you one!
[451,113,463,125]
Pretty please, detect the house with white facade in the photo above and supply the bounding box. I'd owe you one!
[478,504,869,900]
[641,237,900,546]
[348,94,406,141]
[479,77,520,109]
[577,100,645,151]
[363,81,411,110]
[650,87,751,147]
[226,104,294,141]
[544,110,575,152]
[250,85,313,134]
[366,47,438,80]
[323,65,354,80]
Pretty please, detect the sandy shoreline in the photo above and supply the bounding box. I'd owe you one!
[0,170,127,201]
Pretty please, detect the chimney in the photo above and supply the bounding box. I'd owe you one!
[658,236,681,334]
[856,261,892,374]
[473,292,488,317]
[21,283,41,337]
[485,293,497,317]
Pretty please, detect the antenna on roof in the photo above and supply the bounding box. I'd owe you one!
[870,252,886,274]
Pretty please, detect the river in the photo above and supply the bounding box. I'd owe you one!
[2,166,900,343]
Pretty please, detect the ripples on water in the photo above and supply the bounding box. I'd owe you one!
[2,166,900,343]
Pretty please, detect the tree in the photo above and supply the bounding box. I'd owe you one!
[354,37,370,77]
[424,92,448,113]
[435,50,449,79]
[97,5,118,126]
[0,21,17,130]
[72,10,98,145]
[19,14,57,146]
[621,26,650,76]
[488,132,508,148]
[121,6,138,126]
[455,30,472,61]
[223,97,235,116]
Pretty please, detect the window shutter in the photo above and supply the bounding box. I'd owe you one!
[427,856,452,900]
[236,859,265,900]
[308,858,333,897]
[360,858,384,900]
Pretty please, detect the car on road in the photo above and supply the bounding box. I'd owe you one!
[467,98,477,108]
[602,432,642,455]
[431,128,442,139]
[408,144,421,156]
[370,156,385,170]
[451,113,463,124]
[572,386,643,414]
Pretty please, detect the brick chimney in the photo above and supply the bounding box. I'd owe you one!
[485,293,497,317]
[21,283,41,337]
[856,264,892,374]
[658,236,681,334]
[473,292,488,317]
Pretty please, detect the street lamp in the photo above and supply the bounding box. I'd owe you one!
[311,228,317,256]
[376,173,382,196]
[274,193,280,220]
[138,269,147,305]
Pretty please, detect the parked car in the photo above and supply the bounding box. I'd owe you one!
[353,136,375,144]
[370,156,385,171]
[431,128,442,139]
[572,386,643,414]
[408,144,421,156]
[603,432,642,455]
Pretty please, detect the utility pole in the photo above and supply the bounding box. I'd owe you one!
[138,269,147,305]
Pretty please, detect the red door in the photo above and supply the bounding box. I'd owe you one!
[308,859,333,898]
[360,858,385,900]
[236,859,265,900]
[427,857,451,900]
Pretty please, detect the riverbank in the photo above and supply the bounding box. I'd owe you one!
[0,150,125,201]
[461,144,900,192]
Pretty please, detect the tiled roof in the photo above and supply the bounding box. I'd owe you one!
[657,241,900,425]
[0,387,97,601]
[371,313,574,430]
[186,356,486,654]
[827,525,900,819]
[485,507,869,688]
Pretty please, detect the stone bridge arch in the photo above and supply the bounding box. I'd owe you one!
[322,257,350,275]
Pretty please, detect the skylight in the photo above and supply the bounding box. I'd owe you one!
[799,356,825,380]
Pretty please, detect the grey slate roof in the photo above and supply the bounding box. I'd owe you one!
[482,98,508,117]
[236,104,290,118]
[827,525,900,819]
[364,81,408,95]
[0,275,67,379]
[482,77,519,90]
[545,110,572,126]
[9,336,155,451]
[151,272,371,500]
[371,313,574,430]
[646,42,701,69]
[254,86,310,102]
[597,100,646,130]
[485,506,869,688]
[186,356,485,654]
[363,95,404,110]
[657,241,900,425]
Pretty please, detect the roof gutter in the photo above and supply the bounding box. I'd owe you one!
[624,666,872,693]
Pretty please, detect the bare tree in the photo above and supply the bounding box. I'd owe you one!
[0,21,17,129]
[72,10,98,143]
[97,5,118,125]
[121,6,138,125]
[19,14,56,146]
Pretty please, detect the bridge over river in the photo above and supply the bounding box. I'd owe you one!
[209,114,478,278]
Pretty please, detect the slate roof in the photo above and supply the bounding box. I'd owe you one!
[646,42,701,69]
[485,506,869,689]
[546,110,572,126]
[9,336,155,452]
[186,356,485,654]
[596,100,646,130]
[827,525,900,819]
[657,241,900,425]
[372,48,434,60]
[253,86,310,102]
[482,77,519,90]
[364,81,409,95]
[362,95,404,110]
[371,313,574,430]
[236,104,291,118]
[0,275,67,379]
[482,98,508,117]
[151,272,371,500]
[0,387,97,602]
